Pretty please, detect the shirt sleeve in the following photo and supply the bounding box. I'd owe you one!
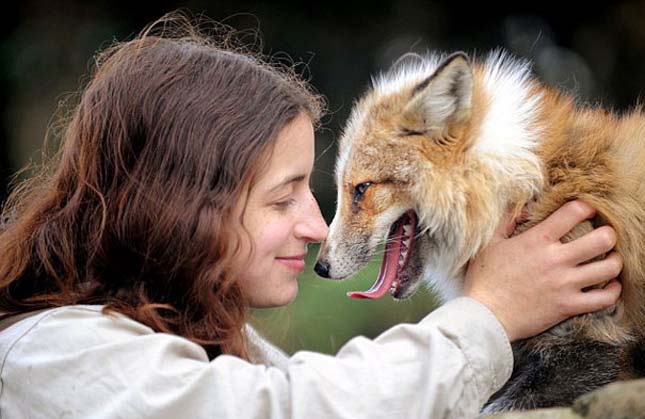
[1,297,513,419]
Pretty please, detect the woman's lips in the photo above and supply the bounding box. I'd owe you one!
[276,255,306,271]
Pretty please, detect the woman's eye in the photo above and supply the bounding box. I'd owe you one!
[275,198,296,209]
[353,182,372,204]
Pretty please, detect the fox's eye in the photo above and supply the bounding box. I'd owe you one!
[353,182,372,204]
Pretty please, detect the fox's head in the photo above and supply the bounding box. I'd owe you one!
[315,51,543,300]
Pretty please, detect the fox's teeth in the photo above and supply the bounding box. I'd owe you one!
[403,225,412,236]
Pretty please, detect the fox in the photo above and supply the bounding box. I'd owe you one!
[314,50,645,412]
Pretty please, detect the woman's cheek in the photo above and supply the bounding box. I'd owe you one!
[255,217,294,256]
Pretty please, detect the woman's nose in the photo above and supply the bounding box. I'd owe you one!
[296,194,328,242]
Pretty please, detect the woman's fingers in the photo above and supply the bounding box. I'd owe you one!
[569,251,623,289]
[561,225,617,265]
[532,201,596,243]
[569,279,622,315]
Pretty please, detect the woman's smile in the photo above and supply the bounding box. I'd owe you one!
[275,254,307,271]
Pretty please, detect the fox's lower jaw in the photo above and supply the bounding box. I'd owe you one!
[346,210,429,300]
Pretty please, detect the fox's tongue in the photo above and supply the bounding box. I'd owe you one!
[347,223,402,299]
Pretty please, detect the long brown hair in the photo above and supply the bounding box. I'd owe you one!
[0,14,323,359]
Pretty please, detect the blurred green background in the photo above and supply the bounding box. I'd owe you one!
[252,244,440,354]
[0,0,643,354]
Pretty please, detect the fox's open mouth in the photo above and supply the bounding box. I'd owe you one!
[348,210,418,299]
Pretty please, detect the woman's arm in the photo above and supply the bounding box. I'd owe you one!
[0,299,510,419]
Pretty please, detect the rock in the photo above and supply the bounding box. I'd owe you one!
[485,379,645,419]
[486,407,580,418]
[572,379,645,419]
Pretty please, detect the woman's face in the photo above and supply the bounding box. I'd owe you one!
[237,113,328,308]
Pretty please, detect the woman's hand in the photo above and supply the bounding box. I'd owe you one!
[464,200,623,342]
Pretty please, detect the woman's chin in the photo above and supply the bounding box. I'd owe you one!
[249,279,299,308]
[277,280,299,306]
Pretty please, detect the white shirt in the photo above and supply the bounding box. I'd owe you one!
[0,297,512,419]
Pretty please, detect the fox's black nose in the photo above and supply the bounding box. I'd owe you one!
[314,260,330,278]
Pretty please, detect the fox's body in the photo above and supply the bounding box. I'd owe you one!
[315,51,645,411]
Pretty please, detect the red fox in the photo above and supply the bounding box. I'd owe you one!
[314,51,645,411]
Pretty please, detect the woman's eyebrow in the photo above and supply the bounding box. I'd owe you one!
[268,174,307,193]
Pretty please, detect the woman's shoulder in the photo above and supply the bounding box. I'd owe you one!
[0,305,151,347]
[0,308,263,417]
[0,305,210,372]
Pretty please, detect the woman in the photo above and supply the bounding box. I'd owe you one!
[0,16,622,418]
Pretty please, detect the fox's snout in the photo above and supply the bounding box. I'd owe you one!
[314,231,367,280]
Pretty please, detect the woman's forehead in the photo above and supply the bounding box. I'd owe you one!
[259,115,315,189]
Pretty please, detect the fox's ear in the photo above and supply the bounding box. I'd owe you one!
[404,52,473,130]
